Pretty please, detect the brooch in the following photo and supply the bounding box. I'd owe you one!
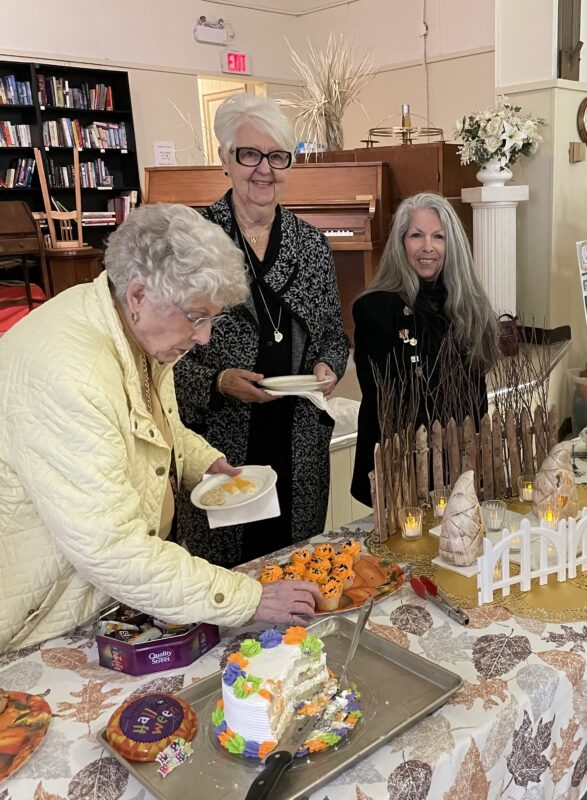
[399,329,410,342]
[403,306,413,316]
[410,355,420,363]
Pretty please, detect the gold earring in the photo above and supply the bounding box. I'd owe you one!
[131,311,138,324]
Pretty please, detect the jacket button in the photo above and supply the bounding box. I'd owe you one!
[148,528,156,536]
[149,429,155,437]
[178,453,183,460]
[155,466,166,476]
[214,593,225,604]
[134,421,138,430]
[168,408,173,414]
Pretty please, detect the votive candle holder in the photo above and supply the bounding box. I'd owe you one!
[430,487,451,519]
[517,475,535,503]
[481,500,507,533]
[399,507,423,541]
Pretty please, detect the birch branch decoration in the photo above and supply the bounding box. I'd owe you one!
[279,34,375,152]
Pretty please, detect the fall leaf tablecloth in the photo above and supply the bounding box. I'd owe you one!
[1,523,586,800]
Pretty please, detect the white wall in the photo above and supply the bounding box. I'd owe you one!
[495,0,558,86]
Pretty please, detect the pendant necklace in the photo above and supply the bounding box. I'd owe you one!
[239,232,283,344]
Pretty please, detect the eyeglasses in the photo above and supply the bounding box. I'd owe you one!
[177,306,227,329]
[231,147,292,170]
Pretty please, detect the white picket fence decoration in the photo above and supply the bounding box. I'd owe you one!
[476,512,584,606]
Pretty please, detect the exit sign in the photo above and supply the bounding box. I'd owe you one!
[220,52,252,76]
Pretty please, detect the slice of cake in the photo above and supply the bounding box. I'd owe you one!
[213,627,351,758]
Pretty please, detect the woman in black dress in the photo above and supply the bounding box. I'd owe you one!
[351,192,498,507]
[174,94,348,567]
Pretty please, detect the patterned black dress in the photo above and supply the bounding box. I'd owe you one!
[174,192,349,567]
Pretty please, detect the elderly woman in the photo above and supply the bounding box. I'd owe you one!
[174,94,349,567]
[0,204,320,654]
[351,192,498,506]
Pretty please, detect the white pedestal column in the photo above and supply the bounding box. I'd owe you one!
[461,185,529,316]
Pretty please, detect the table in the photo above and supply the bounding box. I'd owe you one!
[2,520,586,800]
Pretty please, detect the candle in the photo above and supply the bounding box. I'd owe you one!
[430,487,451,520]
[517,475,535,503]
[435,497,447,517]
[399,507,423,541]
[544,510,554,523]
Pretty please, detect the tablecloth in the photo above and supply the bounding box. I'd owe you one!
[1,522,586,800]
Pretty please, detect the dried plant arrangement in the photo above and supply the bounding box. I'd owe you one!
[370,325,558,541]
[168,99,207,165]
[279,34,375,152]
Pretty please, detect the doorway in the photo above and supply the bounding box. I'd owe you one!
[197,77,266,165]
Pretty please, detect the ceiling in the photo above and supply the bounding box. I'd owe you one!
[202,0,358,17]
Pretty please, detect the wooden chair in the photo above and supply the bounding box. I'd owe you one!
[0,200,50,308]
[33,147,84,250]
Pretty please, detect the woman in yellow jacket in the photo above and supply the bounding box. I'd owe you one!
[0,204,319,654]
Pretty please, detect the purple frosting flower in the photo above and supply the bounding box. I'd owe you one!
[259,629,283,649]
[223,663,245,686]
[244,740,260,758]
[214,720,228,735]
[296,747,309,758]
[331,727,349,738]
[346,699,361,712]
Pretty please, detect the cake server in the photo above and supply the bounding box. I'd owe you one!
[339,595,374,688]
[244,713,320,800]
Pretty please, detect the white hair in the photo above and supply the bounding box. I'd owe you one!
[214,94,296,156]
[105,203,249,309]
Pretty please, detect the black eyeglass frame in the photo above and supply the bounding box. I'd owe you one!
[231,147,293,170]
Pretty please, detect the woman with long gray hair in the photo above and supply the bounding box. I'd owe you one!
[351,192,498,506]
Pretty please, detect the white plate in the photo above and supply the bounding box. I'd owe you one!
[258,375,332,392]
[190,465,277,511]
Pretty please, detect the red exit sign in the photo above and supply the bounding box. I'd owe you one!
[220,51,252,76]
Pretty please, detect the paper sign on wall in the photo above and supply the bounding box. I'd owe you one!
[153,141,177,167]
[576,241,587,326]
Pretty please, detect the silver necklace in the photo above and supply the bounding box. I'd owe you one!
[240,235,283,343]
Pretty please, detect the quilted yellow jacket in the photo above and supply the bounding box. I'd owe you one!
[0,272,262,654]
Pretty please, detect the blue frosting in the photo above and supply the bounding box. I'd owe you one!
[296,747,309,758]
[244,740,260,758]
[331,726,349,738]
[223,663,245,686]
[214,721,228,735]
[346,698,361,712]
[258,629,282,649]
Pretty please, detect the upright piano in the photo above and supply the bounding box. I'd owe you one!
[144,162,391,339]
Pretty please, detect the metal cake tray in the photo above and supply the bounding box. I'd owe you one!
[99,615,462,800]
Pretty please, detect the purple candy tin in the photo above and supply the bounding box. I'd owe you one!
[97,622,220,675]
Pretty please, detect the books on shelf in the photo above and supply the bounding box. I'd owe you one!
[42,119,127,150]
[0,121,32,147]
[82,211,116,227]
[37,75,114,111]
[48,157,113,189]
[107,190,137,224]
[0,157,36,188]
[0,75,33,105]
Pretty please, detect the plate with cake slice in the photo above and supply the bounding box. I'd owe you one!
[257,542,405,614]
[191,465,277,511]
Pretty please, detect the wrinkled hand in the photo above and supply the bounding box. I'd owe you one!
[252,580,321,627]
[207,457,241,477]
[219,368,279,404]
[313,361,338,397]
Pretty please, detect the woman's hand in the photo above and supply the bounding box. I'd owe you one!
[207,458,241,476]
[313,361,338,396]
[218,368,279,404]
[252,580,321,627]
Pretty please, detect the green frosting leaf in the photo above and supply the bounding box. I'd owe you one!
[240,638,261,657]
[300,635,324,658]
[348,710,363,720]
[232,674,263,698]
[226,732,246,754]
[319,732,341,746]
[211,706,225,726]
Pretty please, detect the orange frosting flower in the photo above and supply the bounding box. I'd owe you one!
[313,543,335,559]
[227,652,249,669]
[259,689,273,701]
[216,699,224,708]
[307,738,329,752]
[283,626,308,644]
[331,553,354,568]
[284,562,305,578]
[259,740,277,759]
[298,701,321,716]
[290,548,312,565]
[303,567,329,585]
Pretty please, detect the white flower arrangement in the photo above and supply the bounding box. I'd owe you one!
[454,95,545,169]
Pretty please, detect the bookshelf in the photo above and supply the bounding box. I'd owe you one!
[0,59,140,252]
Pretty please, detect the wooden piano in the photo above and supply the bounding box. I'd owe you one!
[144,162,391,339]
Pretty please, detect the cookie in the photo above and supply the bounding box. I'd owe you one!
[200,486,225,506]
